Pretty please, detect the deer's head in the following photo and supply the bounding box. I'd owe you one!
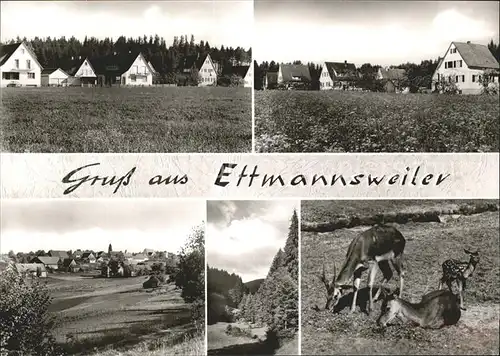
[464,249,480,265]
[376,288,401,327]
[319,262,350,310]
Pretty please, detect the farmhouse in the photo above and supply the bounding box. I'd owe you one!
[222,65,252,87]
[0,42,42,87]
[41,68,70,86]
[183,53,217,86]
[432,41,500,94]
[377,67,407,93]
[31,256,60,270]
[91,51,154,86]
[276,64,311,89]
[81,252,96,264]
[63,57,97,86]
[61,258,80,273]
[320,61,360,90]
[263,71,278,90]
[15,263,47,278]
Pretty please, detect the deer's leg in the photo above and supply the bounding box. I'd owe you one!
[367,263,379,314]
[392,254,405,297]
[374,260,393,300]
[457,279,466,310]
[351,269,362,313]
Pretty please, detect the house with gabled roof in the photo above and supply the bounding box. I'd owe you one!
[81,252,96,264]
[0,42,42,87]
[91,51,154,87]
[222,65,252,88]
[320,61,360,90]
[182,53,217,86]
[274,64,311,89]
[15,263,47,278]
[63,57,97,86]
[41,68,70,86]
[431,41,499,94]
[61,258,80,273]
[376,67,407,93]
[263,71,278,90]
[30,256,60,270]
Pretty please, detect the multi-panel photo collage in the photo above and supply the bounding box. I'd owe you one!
[0,1,498,355]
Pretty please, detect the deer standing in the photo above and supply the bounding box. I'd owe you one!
[376,288,461,329]
[438,249,480,310]
[319,224,406,314]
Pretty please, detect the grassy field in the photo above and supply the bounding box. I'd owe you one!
[255,91,499,153]
[301,202,499,354]
[1,86,251,153]
[44,274,198,355]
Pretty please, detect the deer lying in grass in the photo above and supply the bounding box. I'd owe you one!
[438,249,480,310]
[376,288,461,329]
[319,224,406,314]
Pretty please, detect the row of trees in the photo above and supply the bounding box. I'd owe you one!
[238,210,299,338]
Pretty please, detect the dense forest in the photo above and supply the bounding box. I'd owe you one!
[2,34,251,79]
[207,210,299,338]
[254,39,500,91]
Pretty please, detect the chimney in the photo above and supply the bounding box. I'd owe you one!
[344,60,347,64]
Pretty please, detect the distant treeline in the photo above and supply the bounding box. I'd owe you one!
[2,34,252,75]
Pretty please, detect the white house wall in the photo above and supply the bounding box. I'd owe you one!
[41,68,69,86]
[122,54,153,86]
[243,66,253,88]
[319,63,333,90]
[0,43,42,87]
[75,59,96,78]
[198,55,217,86]
[432,43,498,94]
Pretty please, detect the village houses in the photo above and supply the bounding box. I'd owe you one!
[182,53,217,86]
[0,42,42,87]
[376,67,407,93]
[432,41,499,94]
[319,60,360,90]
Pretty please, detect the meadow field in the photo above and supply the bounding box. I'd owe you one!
[1,86,251,153]
[44,274,202,355]
[301,200,499,355]
[255,91,499,153]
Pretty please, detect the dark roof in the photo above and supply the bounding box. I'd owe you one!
[89,52,147,76]
[183,54,210,71]
[280,64,311,82]
[0,43,22,66]
[48,250,69,258]
[453,42,499,69]
[325,61,359,80]
[62,258,77,267]
[222,65,249,77]
[33,256,60,265]
[81,252,95,259]
[379,68,406,81]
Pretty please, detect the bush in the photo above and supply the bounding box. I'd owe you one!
[0,267,60,355]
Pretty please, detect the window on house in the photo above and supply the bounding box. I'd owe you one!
[461,75,465,82]
[20,48,25,54]
[455,75,459,82]
[458,60,462,67]
[28,73,35,79]
[15,59,19,68]
[472,75,476,82]
[26,60,31,69]
[2,72,20,80]
[479,75,482,82]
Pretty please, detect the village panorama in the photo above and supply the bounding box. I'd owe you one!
[0,199,206,356]
[0,1,253,153]
[253,0,500,153]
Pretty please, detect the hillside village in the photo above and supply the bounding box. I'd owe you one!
[0,35,253,88]
[257,40,500,95]
[1,244,180,282]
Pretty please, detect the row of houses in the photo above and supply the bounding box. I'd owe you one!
[0,41,253,88]
[263,41,499,94]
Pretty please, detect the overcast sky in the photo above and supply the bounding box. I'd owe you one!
[255,0,499,66]
[0,1,252,48]
[207,200,297,283]
[0,199,204,254]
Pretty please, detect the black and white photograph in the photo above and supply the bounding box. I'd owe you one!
[206,200,299,355]
[253,0,500,153]
[0,199,205,356]
[301,199,499,355]
[0,0,252,153]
